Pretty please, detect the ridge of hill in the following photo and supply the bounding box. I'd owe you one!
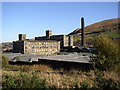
[69,18,119,35]
[68,18,120,47]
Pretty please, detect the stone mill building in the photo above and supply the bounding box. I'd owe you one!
[13,30,73,55]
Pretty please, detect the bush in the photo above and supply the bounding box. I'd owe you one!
[95,75,120,89]
[101,78,120,89]
[2,72,48,88]
[2,55,9,68]
[2,75,19,88]
[93,34,120,71]
[94,69,120,89]
[80,81,90,89]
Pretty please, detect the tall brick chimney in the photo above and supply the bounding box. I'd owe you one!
[81,17,85,46]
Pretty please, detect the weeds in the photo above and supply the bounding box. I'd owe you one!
[93,68,120,89]
[2,55,9,68]
[93,34,120,71]
[2,71,48,88]
[80,81,90,88]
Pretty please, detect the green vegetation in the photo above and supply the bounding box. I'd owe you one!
[2,55,9,68]
[94,69,120,88]
[93,34,120,71]
[3,72,47,88]
[107,32,120,38]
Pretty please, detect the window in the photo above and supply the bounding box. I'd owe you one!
[25,50,27,53]
[25,46,27,49]
[25,42,27,45]
[32,50,34,53]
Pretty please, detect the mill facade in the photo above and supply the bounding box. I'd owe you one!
[35,30,73,49]
[13,34,60,55]
[13,17,85,55]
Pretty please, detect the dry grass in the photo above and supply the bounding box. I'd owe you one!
[2,69,96,88]
[2,64,120,88]
[104,71,120,82]
[0,69,2,85]
[3,64,53,72]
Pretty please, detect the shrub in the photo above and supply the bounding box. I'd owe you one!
[95,75,120,89]
[2,74,19,88]
[2,72,48,88]
[2,55,9,68]
[101,78,120,89]
[94,69,120,89]
[93,34,120,71]
[80,81,90,89]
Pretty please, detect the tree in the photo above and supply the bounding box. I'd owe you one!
[93,34,120,71]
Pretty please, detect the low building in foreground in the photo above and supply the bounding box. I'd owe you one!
[6,53,93,70]
[13,34,60,55]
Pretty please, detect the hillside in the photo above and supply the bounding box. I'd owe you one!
[2,42,13,52]
[69,18,119,35]
[68,18,120,46]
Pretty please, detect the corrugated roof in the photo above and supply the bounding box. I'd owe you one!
[5,53,93,64]
[40,54,91,64]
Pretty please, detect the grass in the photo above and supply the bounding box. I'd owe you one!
[2,69,95,88]
[104,32,120,38]
[2,63,120,88]
[73,31,120,47]
[2,55,120,88]
[3,64,53,72]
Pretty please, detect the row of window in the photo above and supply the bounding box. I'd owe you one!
[25,46,58,49]
[25,42,58,45]
[25,52,54,55]
[25,49,58,53]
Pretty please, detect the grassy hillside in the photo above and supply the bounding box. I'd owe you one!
[69,18,120,46]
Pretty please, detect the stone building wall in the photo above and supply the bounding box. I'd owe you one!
[35,30,73,49]
[13,39,60,55]
[13,41,24,53]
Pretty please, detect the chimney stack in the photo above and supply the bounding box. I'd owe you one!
[81,17,85,46]
[19,34,26,41]
[46,30,52,38]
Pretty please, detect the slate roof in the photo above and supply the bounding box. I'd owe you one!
[4,53,93,64]
[14,56,40,62]
[25,39,59,42]
[41,54,92,64]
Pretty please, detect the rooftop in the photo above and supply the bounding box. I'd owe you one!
[25,39,59,42]
[14,39,60,42]
[36,34,68,38]
[4,53,93,64]
[41,54,92,64]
